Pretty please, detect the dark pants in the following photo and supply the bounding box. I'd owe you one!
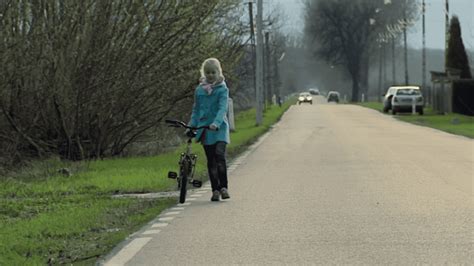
[203,141,228,192]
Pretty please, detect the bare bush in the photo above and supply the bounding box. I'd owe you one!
[0,0,246,163]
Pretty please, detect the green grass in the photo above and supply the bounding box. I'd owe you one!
[357,102,474,138]
[1,196,175,264]
[0,100,294,265]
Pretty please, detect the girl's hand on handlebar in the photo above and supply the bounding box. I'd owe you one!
[209,124,218,131]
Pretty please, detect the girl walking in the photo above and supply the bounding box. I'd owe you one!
[189,58,230,201]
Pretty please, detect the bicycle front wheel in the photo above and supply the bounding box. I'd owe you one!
[179,173,187,203]
[178,159,191,203]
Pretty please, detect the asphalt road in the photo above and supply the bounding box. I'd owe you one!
[103,96,473,265]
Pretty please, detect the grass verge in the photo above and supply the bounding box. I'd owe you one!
[0,100,295,265]
[357,102,474,138]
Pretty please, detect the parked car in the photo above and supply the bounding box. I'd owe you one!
[383,86,424,115]
[298,92,313,105]
[308,88,320,95]
[327,91,340,103]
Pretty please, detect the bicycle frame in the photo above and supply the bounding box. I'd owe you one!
[179,138,197,184]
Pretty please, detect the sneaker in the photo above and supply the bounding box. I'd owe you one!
[211,190,220,201]
[220,188,230,199]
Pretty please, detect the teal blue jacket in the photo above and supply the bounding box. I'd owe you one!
[189,82,230,145]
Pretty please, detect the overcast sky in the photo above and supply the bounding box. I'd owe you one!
[270,0,474,51]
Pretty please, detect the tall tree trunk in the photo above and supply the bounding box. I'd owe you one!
[361,53,369,100]
[351,72,360,102]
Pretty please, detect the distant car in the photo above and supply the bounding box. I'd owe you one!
[308,88,320,95]
[383,86,424,115]
[327,91,340,103]
[298,92,313,105]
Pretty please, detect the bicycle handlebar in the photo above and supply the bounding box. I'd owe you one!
[165,119,211,130]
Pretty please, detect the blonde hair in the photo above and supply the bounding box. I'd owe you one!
[200,58,224,81]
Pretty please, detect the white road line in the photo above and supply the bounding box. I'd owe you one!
[186,198,197,201]
[164,211,180,216]
[158,217,174,222]
[195,191,208,194]
[104,237,152,266]
[142,229,161,235]
[151,223,168,228]
[170,207,185,211]
[189,194,203,198]
[177,202,191,206]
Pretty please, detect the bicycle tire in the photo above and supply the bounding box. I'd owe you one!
[178,159,190,203]
[179,173,187,203]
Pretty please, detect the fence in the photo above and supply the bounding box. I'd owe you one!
[430,70,474,115]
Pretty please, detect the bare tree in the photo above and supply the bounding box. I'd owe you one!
[369,0,419,88]
[305,0,377,101]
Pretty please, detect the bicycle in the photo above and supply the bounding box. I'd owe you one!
[165,119,209,203]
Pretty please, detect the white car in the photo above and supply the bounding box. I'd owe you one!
[383,86,424,115]
[298,92,313,105]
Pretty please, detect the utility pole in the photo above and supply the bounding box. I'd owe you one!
[422,0,426,91]
[265,31,271,108]
[247,2,257,112]
[391,36,396,84]
[378,42,383,102]
[383,41,387,89]
[403,2,409,85]
[273,47,279,105]
[276,51,284,106]
[445,0,450,71]
[256,0,263,125]
[384,0,396,85]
